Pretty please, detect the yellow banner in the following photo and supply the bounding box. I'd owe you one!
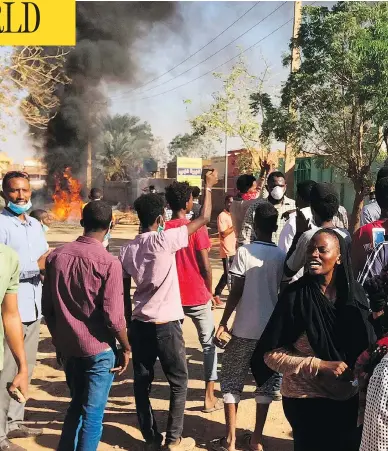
[176,157,202,188]
[0,0,75,45]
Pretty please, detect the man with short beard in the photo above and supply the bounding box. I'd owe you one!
[0,171,49,451]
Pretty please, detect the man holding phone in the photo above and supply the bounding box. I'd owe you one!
[352,177,388,278]
[42,201,130,451]
[0,244,28,451]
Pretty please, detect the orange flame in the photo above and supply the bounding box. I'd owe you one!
[52,167,84,221]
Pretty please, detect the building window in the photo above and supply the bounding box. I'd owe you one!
[295,158,311,188]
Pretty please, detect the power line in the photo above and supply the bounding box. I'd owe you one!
[114,16,293,104]
[124,2,259,96]
[113,2,287,100]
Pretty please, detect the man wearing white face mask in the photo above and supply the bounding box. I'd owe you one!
[0,171,49,450]
[239,171,295,246]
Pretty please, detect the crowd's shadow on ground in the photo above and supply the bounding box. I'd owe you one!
[48,233,225,274]
[30,339,292,451]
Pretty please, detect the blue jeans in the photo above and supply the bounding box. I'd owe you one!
[57,348,116,451]
[183,301,218,382]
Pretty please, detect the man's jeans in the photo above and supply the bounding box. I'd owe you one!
[130,320,188,445]
[57,348,116,451]
[183,302,218,382]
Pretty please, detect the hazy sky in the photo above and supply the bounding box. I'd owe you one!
[3,1,330,163]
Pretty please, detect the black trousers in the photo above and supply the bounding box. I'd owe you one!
[130,320,188,444]
[214,256,234,296]
[283,395,361,451]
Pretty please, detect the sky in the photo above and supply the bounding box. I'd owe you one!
[2,1,332,163]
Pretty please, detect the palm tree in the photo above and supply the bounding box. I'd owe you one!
[97,114,154,181]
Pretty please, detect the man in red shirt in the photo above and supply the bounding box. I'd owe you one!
[352,176,388,278]
[165,181,221,413]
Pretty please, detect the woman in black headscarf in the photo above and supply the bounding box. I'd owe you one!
[251,229,375,451]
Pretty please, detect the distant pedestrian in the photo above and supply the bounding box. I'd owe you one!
[29,209,52,233]
[119,170,218,451]
[88,187,103,201]
[42,201,129,451]
[87,188,111,251]
[191,186,202,219]
[214,195,236,305]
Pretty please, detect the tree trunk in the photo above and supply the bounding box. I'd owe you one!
[349,187,364,234]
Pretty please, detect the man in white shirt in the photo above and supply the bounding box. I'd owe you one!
[278,180,316,254]
[284,183,350,282]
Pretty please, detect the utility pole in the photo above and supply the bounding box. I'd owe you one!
[224,107,228,193]
[284,0,302,197]
[86,141,92,191]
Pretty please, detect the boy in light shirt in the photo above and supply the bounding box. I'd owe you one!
[215,202,286,451]
[119,170,218,451]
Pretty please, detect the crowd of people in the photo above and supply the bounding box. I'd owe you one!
[1,164,388,451]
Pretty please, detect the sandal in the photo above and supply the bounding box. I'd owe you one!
[242,433,264,451]
[202,398,224,413]
[209,437,229,451]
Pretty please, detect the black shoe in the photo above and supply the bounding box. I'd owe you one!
[7,425,43,439]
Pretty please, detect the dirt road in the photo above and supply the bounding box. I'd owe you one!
[12,223,293,451]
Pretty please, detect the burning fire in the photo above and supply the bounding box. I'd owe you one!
[52,167,85,221]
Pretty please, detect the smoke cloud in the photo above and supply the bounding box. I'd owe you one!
[42,1,181,189]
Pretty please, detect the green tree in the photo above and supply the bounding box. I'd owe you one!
[188,56,268,171]
[251,2,388,231]
[168,133,216,159]
[97,114,154,181]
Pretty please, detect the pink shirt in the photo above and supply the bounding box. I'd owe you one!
[119,226,189,323]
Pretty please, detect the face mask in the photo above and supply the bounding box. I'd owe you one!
[157,215,164,233]
[270,186,285,201]
[104,221,113,241]
[8,200,32,215]
[42,224,50,233]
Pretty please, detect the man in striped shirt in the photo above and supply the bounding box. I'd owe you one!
[42,201,130,451]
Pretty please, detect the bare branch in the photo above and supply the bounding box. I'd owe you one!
[0,46,70,131]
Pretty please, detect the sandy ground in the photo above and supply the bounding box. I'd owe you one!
[11,223,293,451]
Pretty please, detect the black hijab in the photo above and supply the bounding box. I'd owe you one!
[251,228,376,386]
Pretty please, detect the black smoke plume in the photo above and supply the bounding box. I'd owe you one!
[42,2,180,188]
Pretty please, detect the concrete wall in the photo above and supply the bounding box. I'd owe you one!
[103,181,132,206]
[102,179,227,221]
[103,179,175,207]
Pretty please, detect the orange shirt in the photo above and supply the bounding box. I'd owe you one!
[217,210,236,258]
